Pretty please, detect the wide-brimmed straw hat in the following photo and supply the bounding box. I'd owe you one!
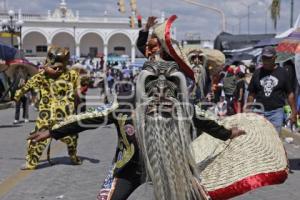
[183,47,225,76]
[190,112,288,200]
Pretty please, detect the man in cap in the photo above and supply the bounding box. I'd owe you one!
[247,46,297,133]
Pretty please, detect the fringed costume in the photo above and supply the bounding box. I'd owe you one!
[29,16,288,200]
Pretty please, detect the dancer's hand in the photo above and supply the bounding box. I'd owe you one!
[145,16,158,31]
[230,127,246,139]
[27,130,51,143]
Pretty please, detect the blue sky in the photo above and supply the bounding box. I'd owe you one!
[6,0,300,40]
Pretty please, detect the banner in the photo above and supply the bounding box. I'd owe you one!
[0,32,20,38]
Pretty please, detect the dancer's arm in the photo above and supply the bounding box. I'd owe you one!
[136,30,149,56]
[14,73,42,101]
[136,16,157,56]
[28,101,119,141]
[193,106,244,140]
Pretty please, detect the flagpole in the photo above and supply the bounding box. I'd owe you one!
[290,0,294,28]
[150,0,153,16]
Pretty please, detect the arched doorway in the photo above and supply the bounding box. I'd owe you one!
[107,33,131,56]
[51,32,75,56]
[23,32,48,57]
[79,32,104,58]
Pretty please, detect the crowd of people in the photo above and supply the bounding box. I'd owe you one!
[183,45,299,135]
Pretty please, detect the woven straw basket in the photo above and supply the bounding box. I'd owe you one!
[190,113,288,200]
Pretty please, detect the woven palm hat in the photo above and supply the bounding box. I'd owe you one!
[190,112,288,200]
[182,47,225,76]
[70,63,88,74]
[152,15,194,80]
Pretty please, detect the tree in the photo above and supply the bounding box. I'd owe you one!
[270,0,280,30]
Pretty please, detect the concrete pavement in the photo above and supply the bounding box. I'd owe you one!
[0,89,300,200]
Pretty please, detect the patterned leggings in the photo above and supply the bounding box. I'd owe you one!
[26,133,79,168]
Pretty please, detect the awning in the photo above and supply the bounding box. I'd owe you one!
[0,43,17,61]
[254,38,282,48]
[276,28,300,54]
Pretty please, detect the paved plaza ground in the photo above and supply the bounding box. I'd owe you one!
[0,89,300,200]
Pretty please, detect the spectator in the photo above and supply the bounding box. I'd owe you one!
[14,77,29,124]
[107,72,114,93]
[223,66,236,115]
[233,71,247,113]
[0,78,5,100]
[76,76,89,113]
[215,91,227,118]
[223,66,236,98]
[247,46,297,133]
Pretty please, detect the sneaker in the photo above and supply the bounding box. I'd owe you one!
[24,119,29,123]
[13,120,19,124]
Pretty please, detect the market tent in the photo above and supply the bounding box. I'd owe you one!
[276,13,300,38]
[254,38,282,48]
[0,58,38,102]
[214,32,276,51]
[276,27,300,86]
[0,43,17,61]
[276,28,300,54]
[5,58,38,79]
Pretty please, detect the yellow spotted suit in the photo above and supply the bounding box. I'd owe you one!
[15,69,81,169]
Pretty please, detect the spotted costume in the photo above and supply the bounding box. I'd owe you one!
[15,69,81,169]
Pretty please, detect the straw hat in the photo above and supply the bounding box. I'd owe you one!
[183,47,225,76]
[70,63,88,74]
[152,15,225,79]
[152,15,194,79]
[190,113,288,200]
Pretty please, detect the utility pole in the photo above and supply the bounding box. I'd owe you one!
[247,5,250,35]
[73,25,76,61]
[183,0,226,32]
[265,12,268,34]
[290,0,294,28]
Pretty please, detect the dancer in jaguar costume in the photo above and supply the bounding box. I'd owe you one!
[29,16,288,200]
[15,46,82,170]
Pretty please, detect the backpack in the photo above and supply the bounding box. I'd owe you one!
[223,74,236,96]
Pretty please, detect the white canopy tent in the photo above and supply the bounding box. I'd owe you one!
[276,13,300,38]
